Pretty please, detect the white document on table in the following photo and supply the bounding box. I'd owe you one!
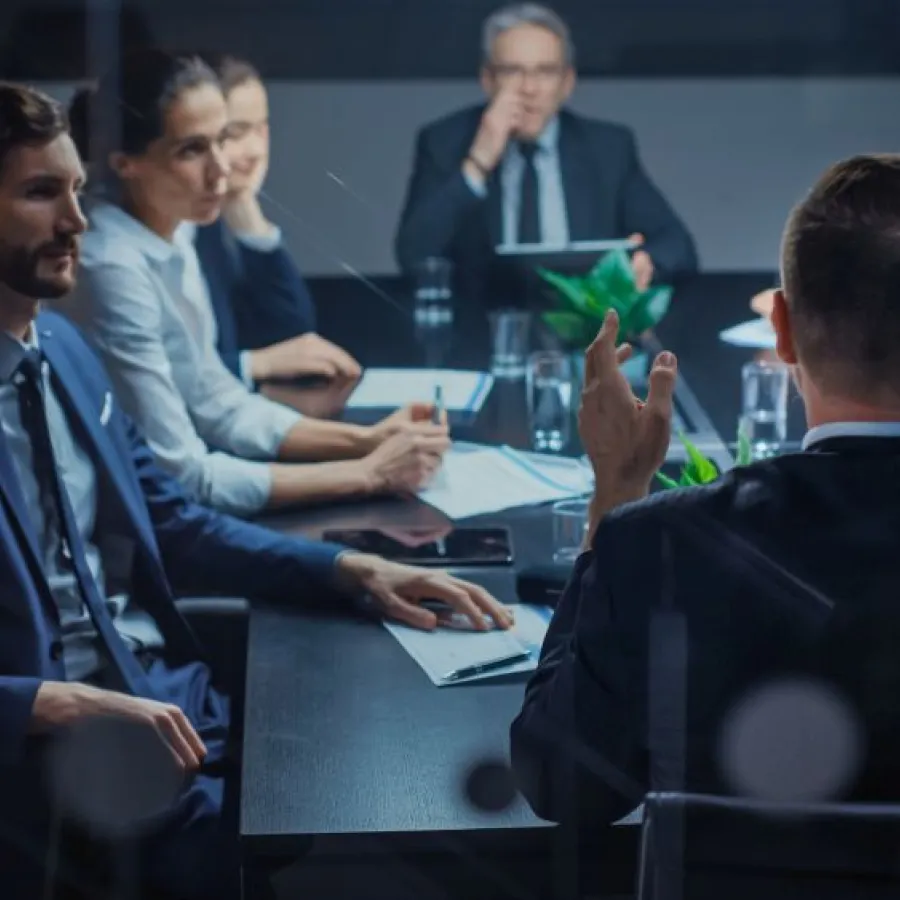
[419,443,590,520]
[347,368,494,412]
[719,317,776,349]
[384,604,554,686]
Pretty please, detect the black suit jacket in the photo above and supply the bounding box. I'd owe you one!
[511,437,900,828]
[395,105,698,293]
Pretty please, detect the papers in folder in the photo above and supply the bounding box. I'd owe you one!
[419,443,592,520]
[384,604,554,686]
[347,369,493,413]
[719,317,776,350]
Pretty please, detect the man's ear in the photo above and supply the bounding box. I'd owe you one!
[771,289,798,365]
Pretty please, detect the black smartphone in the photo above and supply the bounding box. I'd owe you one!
[321,526,514,567]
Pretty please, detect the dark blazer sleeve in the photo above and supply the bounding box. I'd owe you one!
[394,125,485,274]
[510,510,653,826]
[617,131,698,281]
[219,348,243,380]
[232,241,317,350]
[120,408,345,602]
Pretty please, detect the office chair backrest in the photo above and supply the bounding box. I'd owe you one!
[639,792,900,900]
[638,506,900,900]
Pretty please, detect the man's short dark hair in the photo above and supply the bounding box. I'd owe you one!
[0,82,67,179]
[782,154,900,398]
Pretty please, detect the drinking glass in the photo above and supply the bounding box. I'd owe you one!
[489,310,531,378]
[552,499,590,563]
[740,360,789,459]
[526,351,572,452]
[413,257,453,325]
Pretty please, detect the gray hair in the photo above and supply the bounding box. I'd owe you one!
[482,3,575,67]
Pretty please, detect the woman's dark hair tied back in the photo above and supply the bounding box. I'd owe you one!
[67,48,218,163]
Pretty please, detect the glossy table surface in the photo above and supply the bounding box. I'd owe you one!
[240,271,786,851]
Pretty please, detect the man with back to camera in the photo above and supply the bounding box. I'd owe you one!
[0,81,512,899]
[511,154,900,830]
[395,2,697,300]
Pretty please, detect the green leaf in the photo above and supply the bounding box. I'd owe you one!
[536,268,596,317]
[655,471,681,490]
[736,423,753,466]
[541,311,597,348]
[588,250,636,305]
[682,436,719,484]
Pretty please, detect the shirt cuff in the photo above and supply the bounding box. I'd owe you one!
[238,350,255,389]
[462,168,488,199]
[234,226,282,252]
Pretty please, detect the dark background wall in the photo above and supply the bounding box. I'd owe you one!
[4,0,900,79]
[4,1,898,275]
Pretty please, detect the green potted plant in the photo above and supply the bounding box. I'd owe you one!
[537,249,673,386]
[657,430,752,489]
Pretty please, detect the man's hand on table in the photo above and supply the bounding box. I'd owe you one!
[578,309,678,543]
[335,553,514,632]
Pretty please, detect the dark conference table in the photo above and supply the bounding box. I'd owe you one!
[239,271,789,894]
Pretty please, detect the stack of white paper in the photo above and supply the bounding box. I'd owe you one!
[384,604,554,686]
[419,443,590,520]
[719,318,776,350]
[348,368,494,413]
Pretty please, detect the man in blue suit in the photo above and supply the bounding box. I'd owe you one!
[0,82,511,899]
[194,54,361,389]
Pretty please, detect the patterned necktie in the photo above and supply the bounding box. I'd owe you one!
[15,349,152,695]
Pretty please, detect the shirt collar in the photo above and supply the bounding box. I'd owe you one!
[510,116,560,159]
[0,325,39,384]
[88,202,179,264]
[802,421,900,450]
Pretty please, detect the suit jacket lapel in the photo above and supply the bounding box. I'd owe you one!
[558,112,596,241]
[39,330,159,559]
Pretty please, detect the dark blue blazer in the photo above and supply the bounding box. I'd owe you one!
[0,311,343,766]
[511,438,900,830]
[195,219,317,379]
[395,106,698,289]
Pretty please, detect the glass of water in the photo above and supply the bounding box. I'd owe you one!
[413,257,453,325]
[527,351,572,452]
[740,360,789,459]
[552,498,590,563]
[489,309,531,378]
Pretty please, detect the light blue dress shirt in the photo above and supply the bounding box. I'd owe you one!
[62,203,302,517]
[464,116,570,247]
[0,327,162,681]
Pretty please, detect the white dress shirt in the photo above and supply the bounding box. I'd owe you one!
[464,116,570,247]
[66,203,302,517]
[802,421,900,449]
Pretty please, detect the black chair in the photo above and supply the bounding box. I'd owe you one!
[638,792,900,900]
